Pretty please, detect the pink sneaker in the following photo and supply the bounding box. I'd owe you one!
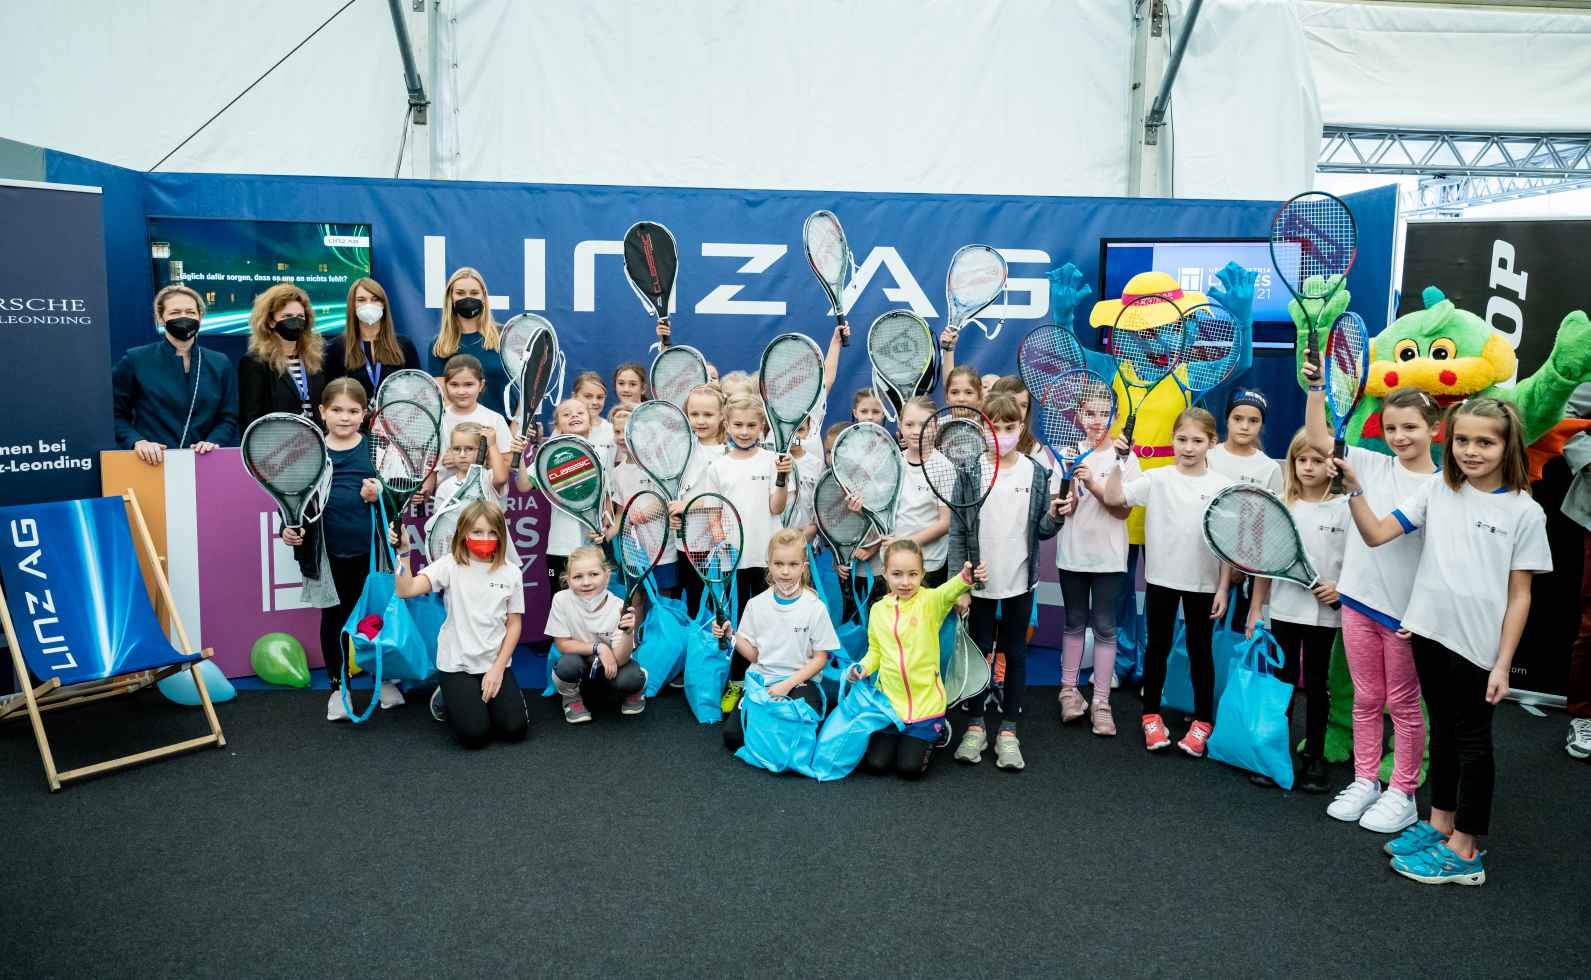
[1142,713,1170,751]
[1058,686,1088,724]
[1178,720,1213,758]
[1091,702,1116,736]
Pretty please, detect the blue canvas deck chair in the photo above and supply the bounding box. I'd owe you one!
[0,491,225,791]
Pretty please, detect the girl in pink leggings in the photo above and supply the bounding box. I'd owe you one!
[1303,377,1442,833]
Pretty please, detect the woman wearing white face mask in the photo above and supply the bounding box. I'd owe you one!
[324,278,421,403]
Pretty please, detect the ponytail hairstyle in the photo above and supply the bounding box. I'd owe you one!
[320,376,368,410]
[850,387,884,418]
[1171,406,1219,443]
[882,537,925,571]
[1441,397,1530,493]
[684,383,727,444]
[571,370,606,400]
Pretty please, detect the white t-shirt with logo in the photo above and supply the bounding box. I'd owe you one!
[680,439,726,498]
[1335,446,1438,626]
[976,454,1052,600]
[1207,444,1284,494]
[543,588,625,648]
[586,417,617,464]
[695,448,781,569]
[885,456,949,573]
[738,589,841,680]
[1056,449,1139,575]
[421,554,526,674]
[1393,481,1552,670]
[438,404,513,475]
[1121,465,1233,592]
[1267,496,1350,628]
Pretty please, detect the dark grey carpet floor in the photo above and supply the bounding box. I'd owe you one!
[1,685,1586,979]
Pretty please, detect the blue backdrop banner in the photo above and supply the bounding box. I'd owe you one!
[0,178,114,504]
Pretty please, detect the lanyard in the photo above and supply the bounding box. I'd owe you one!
[287,360,309,403]
[363,342,383,390]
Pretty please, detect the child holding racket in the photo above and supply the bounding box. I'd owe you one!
[436,421,509,504]
[517,397,611,589]
[849,542,984,779]
[280,378,396,722]
[545,545,644,723]
[1243,429,1349,793]
[1207,388,1283,627]
[1303,368,1440,833]
[607,414,679,597]
[854,396,951,596]
[1100,407,1233,757]
[572,370,616,463]
[1059,383,1141,737]
[676,383,728,614]
[950,394,1064,772]
[436,355,512,488]
[394,499,527,748]
[716,528,839,750]
[989,375,1044,464]
[1335,398,1549,886]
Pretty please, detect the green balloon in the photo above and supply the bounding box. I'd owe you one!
[250,632,310,688]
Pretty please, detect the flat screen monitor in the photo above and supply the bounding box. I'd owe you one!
[1098,237,1295,350]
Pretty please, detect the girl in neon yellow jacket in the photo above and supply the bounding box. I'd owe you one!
[849,542,984,779]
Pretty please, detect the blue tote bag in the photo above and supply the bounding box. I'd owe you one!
[734,672,829,775]
[631,577,691,695]
[1207,622,1296,789]
[808,673,901,781]
[340,504,444,724]
[683,576,737,723]
[1162,601,1240,718]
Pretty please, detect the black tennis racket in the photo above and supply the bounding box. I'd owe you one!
[758,333,824,488]
[614,489,671,645]
[681,492,743,650]
[919,407,997,566]
[1270,191,1357,372]
[648,344,709,409]
[830,422,904,537]
[1108,294,1189,458]
[624,220,679,348]
[241,413,329,533]
[803,210,853,347]
[1323,311,1370,494]
[626,398,694,500]
[867,310,934,420]
[509,320,560,469]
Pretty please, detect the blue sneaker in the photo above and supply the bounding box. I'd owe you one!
[1384,821,1447,858]
[1391,843,1486,886]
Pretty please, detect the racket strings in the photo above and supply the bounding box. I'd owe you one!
[243,421,324,492]
[1182,305,1240,393]
[832,427,902,508]
[947,246,1006,316]
[650,348,707,406]
[681,504,741,580]
[814,474,871,548]
[804,215,848,284]
[761,339,823,422]
[1325,314,1370,411]
[867,313,933,391]
[628,403,693,482]
[498,318,539,379]
[1037,371,1115,452]
[1273,194,1355,293]
[1111,300,1188,387]
[378,370,443,420]
[618,498,669,576]
[1205,492,1300,574]
[370,403,440,487]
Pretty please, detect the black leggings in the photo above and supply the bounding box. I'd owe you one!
[1269,619,1334,759]
[963,591,1036,724]
[862,725,939,780]
[1142,584,1216,721]
[320,553,370,690]
[554,653,646,701]
[1411,635,1497,836]
[722,679,825,750]
[1058,569,1124,639]
[435,669,529,749]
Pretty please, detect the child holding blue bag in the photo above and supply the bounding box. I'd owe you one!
[849,541,984,780]
[717,529,839,751]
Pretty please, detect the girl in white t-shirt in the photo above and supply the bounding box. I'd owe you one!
[1303,366,1441,834]
[1245,429,1349,793]
[1337,398,1550,887]
[1101,407,1233,758]
[851,397,952,600]
[515,398,611,590]
[572,370,616,462]
[436,421,509,505]
[677,383,728,619]
[1060,378,1140,737]
[945,366,984,411]
[430,355,512,496]
[394,500,527,748]
[545,545,643,724]
[1206,388,1284,492]
[949,393,1062,772]
[607,412,680,598]
[990,375,1046,464]
[715,528,840,751]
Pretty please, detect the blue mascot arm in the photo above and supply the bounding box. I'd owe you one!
[1047,263,1115,378]
[1203,261,1257,409]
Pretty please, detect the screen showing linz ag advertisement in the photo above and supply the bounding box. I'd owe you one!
[147,217,372,334]
[1099,238,1294,349]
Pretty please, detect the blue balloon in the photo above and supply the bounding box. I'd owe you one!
[157,658,236,706]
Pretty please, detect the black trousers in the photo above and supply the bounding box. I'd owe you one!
[436,669,529,749]
[1269,618,1334,760]
[1142,584,1216,721]
[862,725,939,780]
[722,680,825,750]
[554,653,645,700]
[1411,635,1497,836]
[320,553,370,690]
[963,590,1036,722]
[725,567,765,683]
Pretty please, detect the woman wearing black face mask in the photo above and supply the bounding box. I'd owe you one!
[428,266,510,408]
[238,282,327,432]
[111,283,239,466]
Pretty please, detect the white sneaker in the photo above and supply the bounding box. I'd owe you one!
[1568,718,1591,760]
[1326,777,1380,822]
[379,680,406,709]
[1359,787,1418,834]
[1111,671,1121,690]
[326,690,349,723]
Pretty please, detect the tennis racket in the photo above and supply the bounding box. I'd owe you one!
[814,470,874,574]
[867,310,934,420]
[830,422,904,536]
[241,413,329,533]
[803,209,854,347]
[368,398,441,516]
[920,407,998,566]
[509,320,561,469]
[1178,303,1243,407]
[623,220,679,348]
[1203,485,1325,593]
[626,399,694,500]
[376,369,443,426]
[1323,311,1370,494]
[680,492,743,650]
[758,333,824,489]
[498,313,542,393]
[1270,191,1357,371]
[1108,294,1190,458]
[534,435,609,540]
[1034,369,1116,502]
[942,244,1008,349]
[614,488,671,645]
[648,344,710,409]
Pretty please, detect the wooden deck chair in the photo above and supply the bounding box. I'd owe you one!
[0,490,225,791]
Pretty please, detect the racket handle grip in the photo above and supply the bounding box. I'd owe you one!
[658,316,670,350]
[1058,476,1073,505]
[775,470,788,488]
[1329,438,1346,494]
[509,450,523,470]
[1117,417,1136,458]
[837,316,850,347]
[715,610,728,650]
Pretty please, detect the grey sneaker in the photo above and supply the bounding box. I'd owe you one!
[1058,686,1088,724]
[1568,718,1591,759]
[621,691,646,715]
[994,731,1026,771]
[954,726,988,764]
[562,696,592,724]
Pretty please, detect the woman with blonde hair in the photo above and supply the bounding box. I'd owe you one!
[237,282,326,431]
[428,266,510,408]
[325,277,421,402]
